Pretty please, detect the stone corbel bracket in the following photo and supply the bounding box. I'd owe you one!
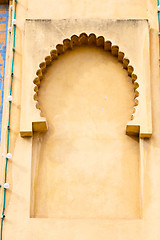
[20,33,152,138]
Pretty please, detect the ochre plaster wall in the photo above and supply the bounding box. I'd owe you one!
[0,0,159,240]
[32,47,139,219]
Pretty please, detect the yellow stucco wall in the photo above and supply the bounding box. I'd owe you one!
[0,0,159,239]
[32,47,139,219]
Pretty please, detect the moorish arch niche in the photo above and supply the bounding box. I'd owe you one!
[30,33,151,219]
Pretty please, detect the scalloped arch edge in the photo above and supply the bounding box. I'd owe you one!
[20,32,152,138]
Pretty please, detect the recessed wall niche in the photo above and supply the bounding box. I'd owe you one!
[30,42,140,219]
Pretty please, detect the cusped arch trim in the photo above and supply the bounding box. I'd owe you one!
[21,33,152,138]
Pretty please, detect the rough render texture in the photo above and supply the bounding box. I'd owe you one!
[0,0,160,240]
[32,46,140,219]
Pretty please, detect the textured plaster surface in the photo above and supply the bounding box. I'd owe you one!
[32,47,140,219]
[0,0,159,240]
